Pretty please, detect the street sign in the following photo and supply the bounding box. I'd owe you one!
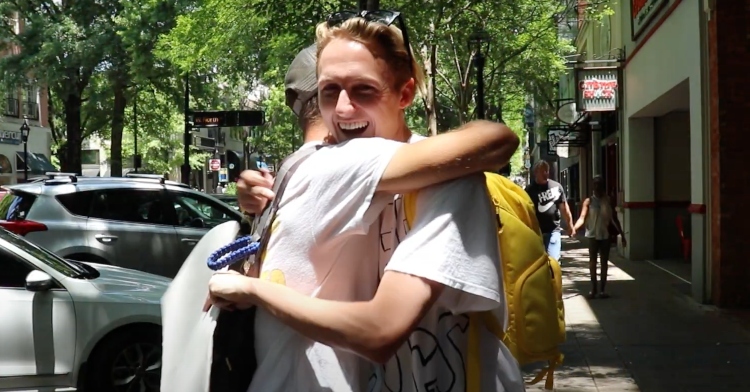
[547,125,589,148]
[192,110,265,128]
[209,159,221,171]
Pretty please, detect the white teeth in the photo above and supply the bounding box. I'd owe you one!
[339,121,369,130]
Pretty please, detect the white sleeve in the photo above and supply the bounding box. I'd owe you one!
[305,137,404,238]
[384,174,504,314]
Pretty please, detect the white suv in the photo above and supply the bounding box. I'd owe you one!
[0,227,169,391]
[0,173,243,278]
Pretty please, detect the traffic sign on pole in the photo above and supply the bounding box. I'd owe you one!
[209,159,221,171]
[192,110,265,128]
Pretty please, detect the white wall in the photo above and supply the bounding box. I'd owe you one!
[621,0,707,301]
[623,1,702,204]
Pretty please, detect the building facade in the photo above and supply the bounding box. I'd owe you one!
[0,15,56,185]
[705,0,749,308]
[549,0,750,308]
[620,0,709,302]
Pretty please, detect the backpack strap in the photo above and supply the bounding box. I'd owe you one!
[242,145,318,274]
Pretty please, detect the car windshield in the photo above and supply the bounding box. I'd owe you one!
[0,229,80,278]
[218,197,239,210]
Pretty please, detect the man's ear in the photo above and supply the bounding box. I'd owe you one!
[398,78,416,109]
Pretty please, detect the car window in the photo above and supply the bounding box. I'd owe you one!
[0,191,37,221]
[0,247,34,288]
[171,193,235,228]
[0,230,79,278]
[56,191,94,216]
[90,189,170,225]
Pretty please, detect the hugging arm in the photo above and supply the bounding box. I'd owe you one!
[377,120,519,193]
[210,176,502,363]
[239,120,519,214]
[215,270,442,364]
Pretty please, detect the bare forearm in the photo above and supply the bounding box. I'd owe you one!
[378,121,519,193]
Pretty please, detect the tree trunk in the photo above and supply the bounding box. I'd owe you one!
[62,93,83,174]
[47,87,59,145]
[359,0,379,10]
[424,42,439,136]
[109,83,127,177]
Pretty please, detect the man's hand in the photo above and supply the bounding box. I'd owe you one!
[207,271,256,311]
[567,227,576,237]
[237,169,275,214]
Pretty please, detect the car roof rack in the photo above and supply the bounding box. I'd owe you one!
[125,172,166,185]
[45,171,78,183]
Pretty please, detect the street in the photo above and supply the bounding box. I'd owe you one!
[525,237,750,392]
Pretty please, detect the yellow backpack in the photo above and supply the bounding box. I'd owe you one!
[403,172,566,390]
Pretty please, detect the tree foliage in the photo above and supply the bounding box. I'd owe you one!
[2,0,612,179]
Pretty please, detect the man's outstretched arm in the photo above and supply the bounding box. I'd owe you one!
[209,270,442,364]
[237,120,519,214]
[378,121,519,193]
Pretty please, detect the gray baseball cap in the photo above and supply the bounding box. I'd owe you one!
[285,44,318,116]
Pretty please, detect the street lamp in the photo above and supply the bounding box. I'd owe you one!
[20,116,30,182]
[469,28,491,120]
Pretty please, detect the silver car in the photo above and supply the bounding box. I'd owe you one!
[0,225,169,391]
[0,173,244,278]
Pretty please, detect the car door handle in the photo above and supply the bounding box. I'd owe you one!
[95,234,118,244]
[181,238,199,246]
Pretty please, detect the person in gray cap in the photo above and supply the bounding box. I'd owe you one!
[213,28,521,391]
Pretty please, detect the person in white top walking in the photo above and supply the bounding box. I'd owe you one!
[573,176,626,299]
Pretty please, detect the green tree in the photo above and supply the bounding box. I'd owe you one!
[157,0,611,158]
[0,1,113,173]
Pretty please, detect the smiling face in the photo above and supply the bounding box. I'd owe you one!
[317,38,415,143]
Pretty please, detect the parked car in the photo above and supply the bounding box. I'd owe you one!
[0,226,168,391]
[214,194,239,211]
[0,173,244,278]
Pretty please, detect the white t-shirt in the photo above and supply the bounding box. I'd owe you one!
[249,138,402,392]
[377,160,525,390]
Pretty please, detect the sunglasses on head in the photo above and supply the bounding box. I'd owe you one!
[326,10,414,75]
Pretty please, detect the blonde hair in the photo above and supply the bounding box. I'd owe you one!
[315,17,426,97]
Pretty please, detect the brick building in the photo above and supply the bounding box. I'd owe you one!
[620,0,750,308]
[707,0,749,308]
[538,0,750,308]
[0,14,56,184]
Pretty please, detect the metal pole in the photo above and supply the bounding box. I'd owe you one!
[475,50,486,120]
[134,88,138,173]
[23,138,28,182]
[21,116,28,182]
[182,73,191,185]
[213,148,219,192]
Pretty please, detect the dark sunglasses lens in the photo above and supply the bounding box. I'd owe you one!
[328,11,359,26]
[363,11,398,25]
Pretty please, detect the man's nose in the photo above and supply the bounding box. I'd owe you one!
[335,90,355,116]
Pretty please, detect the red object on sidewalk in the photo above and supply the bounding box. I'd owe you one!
[675,215,691,262]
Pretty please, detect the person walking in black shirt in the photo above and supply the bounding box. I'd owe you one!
[525,160,575,260]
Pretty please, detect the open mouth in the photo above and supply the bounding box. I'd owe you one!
[338,121,370,135]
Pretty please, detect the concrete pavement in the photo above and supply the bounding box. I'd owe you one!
[524,237,750,392]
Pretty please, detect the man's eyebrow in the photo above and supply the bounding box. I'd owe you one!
[318,75,381,85]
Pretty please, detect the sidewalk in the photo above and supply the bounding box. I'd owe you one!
[524,237,750,392]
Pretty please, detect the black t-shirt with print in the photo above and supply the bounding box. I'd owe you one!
[525,180,566,234]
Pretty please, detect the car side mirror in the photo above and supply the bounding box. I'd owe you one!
[25,270,54,292]
[189,218,206,228]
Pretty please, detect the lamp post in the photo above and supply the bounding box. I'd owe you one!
[469,28,490,120]
[20,116,30,182]
[182,73,191,185]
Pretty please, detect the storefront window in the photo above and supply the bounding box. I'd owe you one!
[0,154,12,174]
[81,149,100,165]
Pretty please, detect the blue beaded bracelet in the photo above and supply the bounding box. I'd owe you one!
[206,236,261,271]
